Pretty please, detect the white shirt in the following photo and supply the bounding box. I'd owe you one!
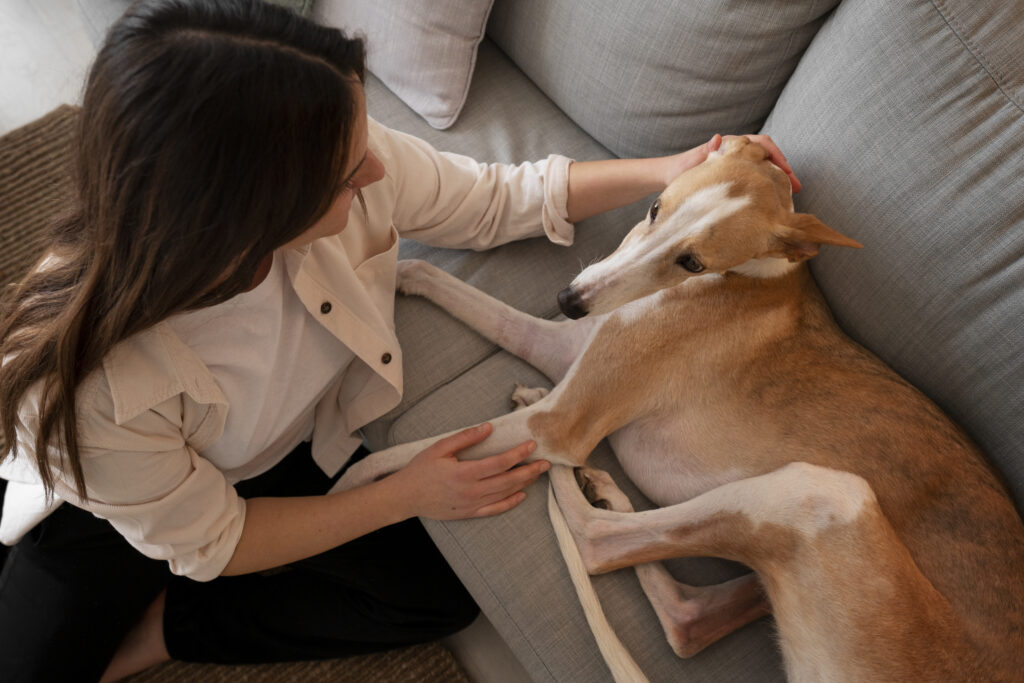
[166,253,354,483]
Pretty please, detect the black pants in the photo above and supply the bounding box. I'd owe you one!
[0,442,478,683]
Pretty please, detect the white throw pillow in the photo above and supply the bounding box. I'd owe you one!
[316,0,495,130]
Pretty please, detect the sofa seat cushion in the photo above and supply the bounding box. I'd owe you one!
[486,0,841,159]
[762,0,1024,508]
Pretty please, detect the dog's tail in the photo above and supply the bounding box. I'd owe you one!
[547,480,649,683]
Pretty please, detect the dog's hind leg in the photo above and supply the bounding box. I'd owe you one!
[397,259,598,381]
[552,463,967,680]
[567,468,770,658]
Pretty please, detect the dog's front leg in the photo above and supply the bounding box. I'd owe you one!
[397,259,599,381]
[330,397,588,494]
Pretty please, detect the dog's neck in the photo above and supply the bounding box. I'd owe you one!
[651,261,818,327]
[728,256,800,279]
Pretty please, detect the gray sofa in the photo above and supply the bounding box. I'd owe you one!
[81,0,1024,680]
[365,1,1024,681]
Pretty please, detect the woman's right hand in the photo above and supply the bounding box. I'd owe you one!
[389,423,550,520]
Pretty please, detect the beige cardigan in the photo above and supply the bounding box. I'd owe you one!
[0,119,574,580]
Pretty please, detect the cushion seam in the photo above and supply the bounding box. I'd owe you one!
[929,0,1023,114]
[385,350,495,446]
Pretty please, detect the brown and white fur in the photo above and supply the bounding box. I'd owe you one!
[334,137,1024,681]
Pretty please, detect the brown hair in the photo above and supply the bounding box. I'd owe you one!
[0,0,366,500]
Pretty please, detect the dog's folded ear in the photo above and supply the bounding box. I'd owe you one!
[771,214,863,262]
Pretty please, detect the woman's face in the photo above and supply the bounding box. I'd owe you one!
[279,84,385,251]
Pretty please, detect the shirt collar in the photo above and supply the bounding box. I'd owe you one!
[102,322,227,425]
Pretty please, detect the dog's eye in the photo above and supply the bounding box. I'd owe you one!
[676,254,704,273]
[649,201,659,222]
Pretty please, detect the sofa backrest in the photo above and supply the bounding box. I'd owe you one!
[761,0,1024,509]
[486,0,840,159]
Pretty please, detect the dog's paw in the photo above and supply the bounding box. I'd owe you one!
[395,259,437,296]
[574,467,634,513]
[509,382,550,411]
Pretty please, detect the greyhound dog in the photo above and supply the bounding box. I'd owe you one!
[334,138,1024,681]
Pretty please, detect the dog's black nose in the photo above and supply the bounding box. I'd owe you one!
[557,287,588,319]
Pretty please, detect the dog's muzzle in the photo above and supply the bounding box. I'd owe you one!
[557,286,588,319]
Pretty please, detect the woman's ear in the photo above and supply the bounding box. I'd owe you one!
[771,213,863,262]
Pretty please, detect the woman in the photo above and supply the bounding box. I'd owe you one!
[0,1,799,681]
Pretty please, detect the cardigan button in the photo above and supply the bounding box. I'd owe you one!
[381,352,392,365]
[320,301,332,314]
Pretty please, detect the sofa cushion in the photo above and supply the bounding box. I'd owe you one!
[486,0,840,159]
[316,0,495,130]
[761,0,1024,508]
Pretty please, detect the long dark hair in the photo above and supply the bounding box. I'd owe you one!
[0,0,366,500]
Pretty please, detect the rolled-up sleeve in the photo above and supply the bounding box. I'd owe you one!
[20,387,245,582]
[372,120,575,249]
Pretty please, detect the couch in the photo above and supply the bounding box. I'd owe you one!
[79,0,1024,680]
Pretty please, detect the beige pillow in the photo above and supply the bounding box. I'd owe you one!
[316,1,495,130]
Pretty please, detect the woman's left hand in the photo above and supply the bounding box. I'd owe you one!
[660,133,802,193]
[566,133,801,223]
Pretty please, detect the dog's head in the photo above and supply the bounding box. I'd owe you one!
[557,137,861,319]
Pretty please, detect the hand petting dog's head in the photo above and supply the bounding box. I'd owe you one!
[557,138,861,319]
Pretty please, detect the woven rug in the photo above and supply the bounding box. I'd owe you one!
[124,643,470,683]
[0,105,77,286]
[0,107,472,683]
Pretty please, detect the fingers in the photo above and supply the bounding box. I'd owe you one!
[472,491,528,518]
[747,135,789,170]
[746,134,802,193]
[417,424,551,519]
[468,440,549,497]
[460,438,549,517]
[424,422,493,458]
[468,438,537,478]
[716,134,802,194]
[468,459,551,518]
[479,455,550,497]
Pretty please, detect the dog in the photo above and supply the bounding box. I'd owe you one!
[334,137,1024,681]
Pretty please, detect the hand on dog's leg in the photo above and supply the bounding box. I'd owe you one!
[332,402,572,495]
